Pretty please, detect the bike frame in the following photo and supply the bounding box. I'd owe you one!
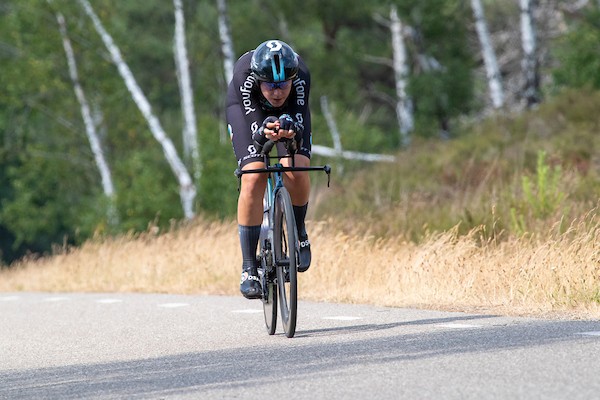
[239,152,329,262]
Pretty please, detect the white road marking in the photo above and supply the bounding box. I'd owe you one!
[232,309,262,314]
[158,303,190,308]
[96,299,123,304]
[0,296,20,301]
[42,297,70,302]
[436,323,481,329]
[323,316,362,321]
[576,331,600,337]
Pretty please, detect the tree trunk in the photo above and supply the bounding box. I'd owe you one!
[471,0,505,109]
[390,5,413,147]
[78,0,196,219]
[173,0,201,184]
[319,96,342,156]
[311,145,395,163]
[51,3,118,226]
[520,0,540,107]
[216,0,235,84]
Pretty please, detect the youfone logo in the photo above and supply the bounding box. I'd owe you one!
[293,78,306,106]
[240,74,257,115]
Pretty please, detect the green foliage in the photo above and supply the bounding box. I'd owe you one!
[114,149,182,232]
[317,90,600,242]
[0,149,97,253]
[552,8,600,90]
[196,117,239,218]
[510,151,567,235]
[0,0,599,264]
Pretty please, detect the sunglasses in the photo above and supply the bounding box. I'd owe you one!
[260,80,292,90]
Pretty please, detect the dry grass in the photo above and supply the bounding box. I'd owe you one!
[2,215,599,319]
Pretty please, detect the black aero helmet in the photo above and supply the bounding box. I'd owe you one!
[251,40,299,82]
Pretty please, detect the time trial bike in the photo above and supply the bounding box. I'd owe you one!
[235,139,330,338]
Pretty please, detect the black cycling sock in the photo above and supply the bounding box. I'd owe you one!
[293,203,308,238]
[238,225,261,269]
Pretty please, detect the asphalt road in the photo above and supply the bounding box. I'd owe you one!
[1,292,600,399]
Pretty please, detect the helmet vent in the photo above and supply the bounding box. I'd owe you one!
[271,54,285,82]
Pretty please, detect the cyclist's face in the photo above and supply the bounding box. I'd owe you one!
[260,80,292,108]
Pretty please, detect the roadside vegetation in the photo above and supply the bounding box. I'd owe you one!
[3,89,599,319]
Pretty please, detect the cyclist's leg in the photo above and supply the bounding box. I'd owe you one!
[238,161,267,226]
[237,163,268,298]
[228,102,268,298]
[281,154,310,206]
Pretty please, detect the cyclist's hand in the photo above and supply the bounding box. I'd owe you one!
[252,116,278,151]
[257,116,288,141]
[274,114,300,140]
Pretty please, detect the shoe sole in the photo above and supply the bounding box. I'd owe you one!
[242,291,262,300]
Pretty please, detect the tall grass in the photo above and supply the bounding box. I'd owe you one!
[313,89,600,241]
[1,212,599,318]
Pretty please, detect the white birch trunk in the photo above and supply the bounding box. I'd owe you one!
[51,4,119,226]
[312,145,395,163]
[316,93,395,163]
[173,0,201,184]
[319,96,342,156]
[471,0,504,109]
[320,96,344,173]
[520,0,540,107]
[390,5,413,147]
[78,0,196,219]
[216,0,235,84]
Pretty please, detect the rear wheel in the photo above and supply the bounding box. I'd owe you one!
[260,193,277,335]
[261,257,277,335]
[274,188,298,338]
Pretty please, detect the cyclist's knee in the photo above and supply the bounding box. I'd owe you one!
[241,174,266,194]
[240,164,267,197]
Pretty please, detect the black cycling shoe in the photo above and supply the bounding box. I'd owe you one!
[240,265,262,299]
[298,235,311,272]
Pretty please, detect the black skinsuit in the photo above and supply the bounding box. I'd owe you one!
[226,50,312,168]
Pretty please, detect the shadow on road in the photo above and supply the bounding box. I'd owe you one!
[2,317,599,399]
[295,314,499,338]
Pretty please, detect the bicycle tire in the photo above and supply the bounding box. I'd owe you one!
[259,192,277,335]
[261,258,277,335]
[273,187,298,338]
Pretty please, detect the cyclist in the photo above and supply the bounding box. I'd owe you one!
[227,39,313,299]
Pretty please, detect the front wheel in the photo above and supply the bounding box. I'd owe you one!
[273,188,299,338]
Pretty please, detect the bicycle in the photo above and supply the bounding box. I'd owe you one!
[235,139,331,338]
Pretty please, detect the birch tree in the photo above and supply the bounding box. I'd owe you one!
[471,0,504,109]
[50,1,119,226]
[390,5,413,147]
[320,96,342,157]
[216,0,235,84]
[173,0,201,183]
[520,0,540,107]
[78,0,196,219]
[315,96,395,164]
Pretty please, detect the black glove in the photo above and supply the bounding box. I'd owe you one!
[278,114,304,136]
[279,114,304,152]
[278,114,294,131]
[252,116,278,152]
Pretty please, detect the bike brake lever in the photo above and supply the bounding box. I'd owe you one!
[234,168,242,192]
[261,140,276,156]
